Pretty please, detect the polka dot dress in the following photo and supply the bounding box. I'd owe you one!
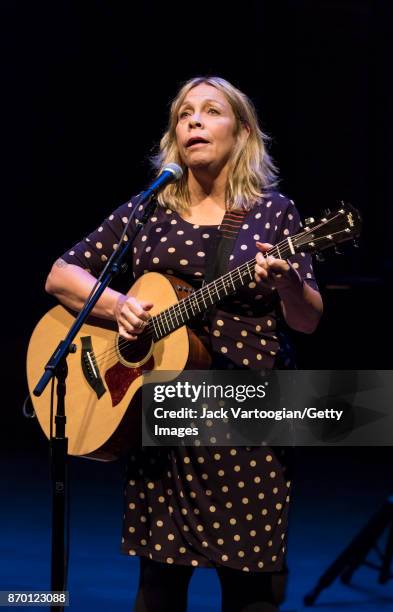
[122,445,292,571]
[61,191,319,572]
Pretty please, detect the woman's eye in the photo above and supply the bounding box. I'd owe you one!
[179,111,190,119]
[208,108,219,114]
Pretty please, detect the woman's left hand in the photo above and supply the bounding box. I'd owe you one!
[255,242,323,333]
[254,241,301,289]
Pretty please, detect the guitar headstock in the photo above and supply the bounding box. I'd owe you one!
[292,203,362,256]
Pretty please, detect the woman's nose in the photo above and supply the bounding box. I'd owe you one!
[189,114,203,127]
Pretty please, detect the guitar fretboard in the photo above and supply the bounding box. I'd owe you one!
[148,237,295,341]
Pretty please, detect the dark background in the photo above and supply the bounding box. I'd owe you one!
[2,1,393,606]
[5,0,392,441]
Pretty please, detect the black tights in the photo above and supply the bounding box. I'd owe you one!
[133,557,281,612]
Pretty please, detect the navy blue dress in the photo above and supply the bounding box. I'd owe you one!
[61,191,319,573]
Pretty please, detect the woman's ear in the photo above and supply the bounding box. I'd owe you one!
[240,121,251,143]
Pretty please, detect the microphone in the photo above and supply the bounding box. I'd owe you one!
[137,163,183,207]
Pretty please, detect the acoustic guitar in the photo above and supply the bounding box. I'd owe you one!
[26,204,361,460]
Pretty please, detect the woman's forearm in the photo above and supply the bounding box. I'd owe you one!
[45,259,121,320]
[278,280,323,333]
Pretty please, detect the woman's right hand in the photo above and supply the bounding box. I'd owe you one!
[114,295,154,340]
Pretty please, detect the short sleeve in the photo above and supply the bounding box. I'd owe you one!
[277,198,320,292]
[60,197,140,278]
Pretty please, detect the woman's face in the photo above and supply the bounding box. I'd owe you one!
[175,83,238,175]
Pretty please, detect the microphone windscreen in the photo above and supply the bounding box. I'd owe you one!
[163,163,183,181]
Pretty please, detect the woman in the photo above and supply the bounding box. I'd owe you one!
[46,76,323,611]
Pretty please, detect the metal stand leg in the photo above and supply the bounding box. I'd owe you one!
[304,496,393,606]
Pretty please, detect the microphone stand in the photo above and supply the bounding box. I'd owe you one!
[33,194,158,611]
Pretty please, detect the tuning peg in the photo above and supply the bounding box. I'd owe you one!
[352,239,360,248]
[324,208,331,216]
[305,217,315,225]
[334,246,342,256]
[315,252,325,262]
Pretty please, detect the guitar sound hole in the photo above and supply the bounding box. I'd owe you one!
[117,330,153,366]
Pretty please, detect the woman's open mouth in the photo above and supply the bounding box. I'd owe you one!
[186,137,210,148]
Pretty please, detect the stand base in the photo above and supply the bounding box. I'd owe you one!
[304,496,393,606]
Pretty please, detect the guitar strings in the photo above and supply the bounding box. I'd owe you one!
[91,220,334,365]
[92,213,348,365]
[92,252,267,366]
[92,217,342,366]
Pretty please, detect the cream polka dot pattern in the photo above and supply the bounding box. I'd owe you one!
[60,191,317,572]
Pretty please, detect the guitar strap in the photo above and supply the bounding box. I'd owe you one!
[203,208,248,323]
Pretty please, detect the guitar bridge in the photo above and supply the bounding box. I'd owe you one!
[81,336,106,398]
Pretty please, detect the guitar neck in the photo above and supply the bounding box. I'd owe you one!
[149,238,294,341]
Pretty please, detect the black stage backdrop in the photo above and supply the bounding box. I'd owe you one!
[3,0,393,453]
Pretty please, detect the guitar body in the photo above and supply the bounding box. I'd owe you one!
[26,273,211,461]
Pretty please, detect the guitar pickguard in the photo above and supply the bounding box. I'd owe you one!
[104,355,154,407]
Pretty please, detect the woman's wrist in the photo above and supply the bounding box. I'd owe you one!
[275,262,305,295]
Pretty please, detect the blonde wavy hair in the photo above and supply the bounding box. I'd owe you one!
[152,76,279,212]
